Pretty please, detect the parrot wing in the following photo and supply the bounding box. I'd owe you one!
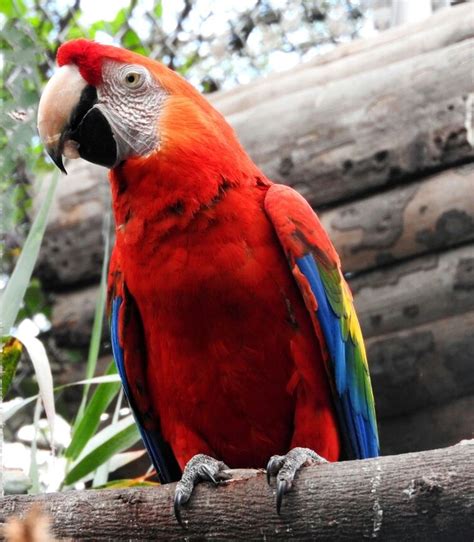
[108,251,181,482]
[264,184,379,459]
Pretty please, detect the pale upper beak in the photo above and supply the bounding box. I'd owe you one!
[37,64,87,173]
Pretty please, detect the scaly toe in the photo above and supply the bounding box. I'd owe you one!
[266,447,327,514]
[173,454,231,527]
[266,454,285,485]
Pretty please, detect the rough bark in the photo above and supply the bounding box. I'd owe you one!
[353,244,474,338]
[1,442,473,541]
[227,38,474,208]
[35,163,474,289]
[34,29,474,287]
[210,3,474,116]
[322,164,474,274]
[34,161,110,286]
[367,310,474,418]
[380,396,474,455]
[50,243,474,347]
[50,284,109,349]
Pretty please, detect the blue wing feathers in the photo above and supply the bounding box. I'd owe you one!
[111,297,129,395]
[297,255,347,394]
[295,255,378,459]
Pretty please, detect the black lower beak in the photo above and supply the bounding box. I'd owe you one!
[66,105,117,168]
[47,147,67,174]
[52,85,118,172]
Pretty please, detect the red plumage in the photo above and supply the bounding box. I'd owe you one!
[110,161,341,469]
[56,40,369,475]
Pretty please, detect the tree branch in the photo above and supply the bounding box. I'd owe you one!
[1,441,473,541]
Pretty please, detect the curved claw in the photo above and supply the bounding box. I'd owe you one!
[174,490,186,528]
[276,478,291,514]
[172,454,231,526]
[266,455,284,486]
[201,465,218,485]
[266,447,328,515]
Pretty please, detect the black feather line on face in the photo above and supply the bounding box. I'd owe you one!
[63,84,118,168]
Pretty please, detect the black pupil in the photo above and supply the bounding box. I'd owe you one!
[127,74,136,83]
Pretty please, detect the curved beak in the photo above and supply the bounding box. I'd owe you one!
[38,64,118,172]
[37,65,88,174]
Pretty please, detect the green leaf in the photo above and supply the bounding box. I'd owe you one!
[16,278,49,322]
[2,374,121,423]
[0,0,26,17]
[29,397,42,494]
[66,361,120,461]
[153,0,163,19]
[64,419,140,486]
[93,388,123,486]
[110,7,128,35]
[0,171,59,336]
[122,29,141,50]
[0,337,22,396]
[66,26,86,40]
[14,331,56,450]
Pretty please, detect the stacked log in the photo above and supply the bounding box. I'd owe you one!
[35,3,474,455]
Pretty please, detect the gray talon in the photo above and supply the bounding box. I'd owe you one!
[173,454,230,526]
[266,447,327,514]
[276,478,291,514]
[266,455,284,485]
[173,489,186,527]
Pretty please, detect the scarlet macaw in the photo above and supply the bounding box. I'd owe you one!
[37,39,378,522]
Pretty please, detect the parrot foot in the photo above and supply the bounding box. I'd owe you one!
[174,454,231,527]
[266,447,327,514]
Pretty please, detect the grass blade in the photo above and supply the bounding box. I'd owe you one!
[65,417,140,486]
[0,171,59,336]
[82,450,146,485]
[13,330,55,452]
[93,387,123,487]
[66,361,120,461]
[2,374,121,423]
[29,397,42,494]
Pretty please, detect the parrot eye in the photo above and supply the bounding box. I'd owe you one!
[123,70,144,89]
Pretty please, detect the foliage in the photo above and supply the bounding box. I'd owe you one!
[0,172,58,337]
[1,338,22,397]
[0,164,139,491]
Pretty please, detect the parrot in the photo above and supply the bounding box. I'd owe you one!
[37,39,379,523]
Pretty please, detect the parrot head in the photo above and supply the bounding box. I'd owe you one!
[37,39,241,174]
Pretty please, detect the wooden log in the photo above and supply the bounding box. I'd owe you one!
[210,3,474,117]
[50,284,109,349]
[367,311,474,418]
[35,161,111,286]
[227,38,474,208]
[321,164,474,274]
[50,243,474,350]
[36,162,474,288]
[380,395,474,455]
[353,243,474,338]
[1,442,473,541]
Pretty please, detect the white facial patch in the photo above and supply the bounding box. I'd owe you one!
[94,60,168,160]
